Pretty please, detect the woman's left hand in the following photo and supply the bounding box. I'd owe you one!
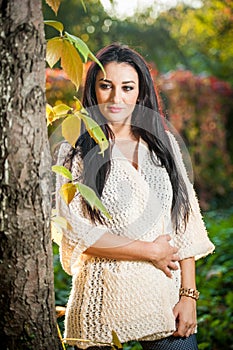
[173,297,197,338]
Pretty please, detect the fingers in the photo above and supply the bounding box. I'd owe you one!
[172,253,180,261]
[164,266,173,278]
[173,322,197,338]
[168,261,179,271]
[151,235,179,277]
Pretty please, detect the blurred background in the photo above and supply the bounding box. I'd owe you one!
[43,1,233,349]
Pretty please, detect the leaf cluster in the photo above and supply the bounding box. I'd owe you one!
[45,20,105,90]
[44,1,111,230]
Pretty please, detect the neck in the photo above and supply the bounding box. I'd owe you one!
[109,122,136,141]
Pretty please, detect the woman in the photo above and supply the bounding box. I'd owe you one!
[56,43,215,350]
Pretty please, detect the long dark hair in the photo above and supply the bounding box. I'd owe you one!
[70,43,191,232]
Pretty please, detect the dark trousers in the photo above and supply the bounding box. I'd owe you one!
[74,334,198,350]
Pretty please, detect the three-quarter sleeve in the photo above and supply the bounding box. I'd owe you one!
[56,143,108,275]
[167,131,215,260]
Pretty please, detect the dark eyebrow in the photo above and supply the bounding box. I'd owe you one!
[98,78,111,82]
[98,78,135,84]
[122,81,136,84]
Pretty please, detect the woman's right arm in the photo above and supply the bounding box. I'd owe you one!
[85,232,179,278]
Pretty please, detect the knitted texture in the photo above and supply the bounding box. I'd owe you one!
[56,132,214,348]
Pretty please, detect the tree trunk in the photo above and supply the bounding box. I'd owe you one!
[0,1,61,349]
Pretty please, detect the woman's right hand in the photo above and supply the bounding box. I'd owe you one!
[150,234,179,278]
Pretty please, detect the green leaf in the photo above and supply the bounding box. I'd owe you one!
[88,51,106,78]
[52,165,73,181]
[76,182,111,219]
[46,37,63,68]
[79,112,109,156]
[112,330,123,349]
[61,39,83,90]
[44,20,64,34]
[65,31,105,77]
[62,115,81,147]
[65,32,89,62]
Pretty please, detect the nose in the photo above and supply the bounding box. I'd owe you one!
[111,87,122,104]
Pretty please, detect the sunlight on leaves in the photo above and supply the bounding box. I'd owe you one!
[46,37,63,68]
[62,115,81,147]
[61,40,83,90]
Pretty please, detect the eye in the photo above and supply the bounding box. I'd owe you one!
[122,86,134,92]
[99,83,112,90]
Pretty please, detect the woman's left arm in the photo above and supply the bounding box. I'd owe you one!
[173,257,198,338]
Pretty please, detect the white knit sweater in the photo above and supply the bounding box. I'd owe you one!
[56,131,215,348]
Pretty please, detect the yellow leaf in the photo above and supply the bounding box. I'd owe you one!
[56,306,66,318]
[61,40,83,90]
[74,97,83,112]
[46,37,63,68]
[44,20,64,34]
[53,103,72,116]
[62,115,81,147]
[46,103,55,125]
[59,183,77,205]
[111,330,123,349]
[45,0,61,15]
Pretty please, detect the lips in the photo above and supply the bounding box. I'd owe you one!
[107,105,123,113]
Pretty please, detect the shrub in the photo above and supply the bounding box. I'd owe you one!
[196,207,233,349]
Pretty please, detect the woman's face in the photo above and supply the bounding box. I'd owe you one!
[95,62,139,126]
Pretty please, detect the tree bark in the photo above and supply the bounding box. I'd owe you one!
[0,0,61,349]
